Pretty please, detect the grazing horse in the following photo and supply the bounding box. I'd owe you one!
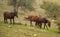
[4,11,18,24]
[24,15,38,26]
[35,17,51,29]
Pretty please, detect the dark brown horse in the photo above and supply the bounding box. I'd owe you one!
[4,11,18,24]
[35,17,51,29]
[24,15,38,26]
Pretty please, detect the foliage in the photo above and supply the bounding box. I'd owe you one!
[8,0,35,11]
[17,0,35,11]
[57,21,60,31]
[40,1,60,18]
[8,0,17,6]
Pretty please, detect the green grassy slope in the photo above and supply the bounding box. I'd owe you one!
[0,22,60,37]
[0,0,60,37]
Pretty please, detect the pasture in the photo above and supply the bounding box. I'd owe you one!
[0,0,60,37]
[0,21,60,37]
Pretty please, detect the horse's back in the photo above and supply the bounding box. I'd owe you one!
[4,12,11,16]
[28,15,38,21]
[4,11,14,18]
[36,16,48,23]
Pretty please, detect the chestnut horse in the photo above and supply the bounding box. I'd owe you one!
[24,15,38,26]
[35,17,51,29]
[25,15,51,29]
[24,15,51,29]
[4,11,18,24]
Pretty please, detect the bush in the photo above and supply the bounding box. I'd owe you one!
[56,21,60,31]
[40,0,60,18]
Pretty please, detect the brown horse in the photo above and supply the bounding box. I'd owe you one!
[4,11,18,24]
[35,17,51,29]
[24,15,51,29]
[24,15,38,26]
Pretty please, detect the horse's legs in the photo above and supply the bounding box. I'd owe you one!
[4,19,8,23]
[4,17,7,23]
[10,19,12,24]
[35,21,38,26]
[13,18,15,24]
[6,19,8,23]
[44,23,48,29]
[44,23,46,29]
[48,22,51,28]
[39,23,42,29]
[30,21,33,26]
[4,19,6,23]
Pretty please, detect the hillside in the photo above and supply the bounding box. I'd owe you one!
[0,22,60,37]
[0,0,60,37]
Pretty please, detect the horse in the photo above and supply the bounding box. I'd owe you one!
[4,11,18,24]
[35,17,51,29]
[24,15,38,26]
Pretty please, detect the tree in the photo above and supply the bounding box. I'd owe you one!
[17,0,35,11]
[8,0,18,13]
[8,0,35,14]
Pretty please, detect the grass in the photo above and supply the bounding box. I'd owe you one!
[0,21,60,37]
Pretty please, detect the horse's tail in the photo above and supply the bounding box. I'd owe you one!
[4,12,6,19]
[48,21,51,28]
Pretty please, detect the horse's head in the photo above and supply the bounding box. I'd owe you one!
[44,18,51,28]
[48,21,51,28]
[14,12,18,18]
[24,17,29,20]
